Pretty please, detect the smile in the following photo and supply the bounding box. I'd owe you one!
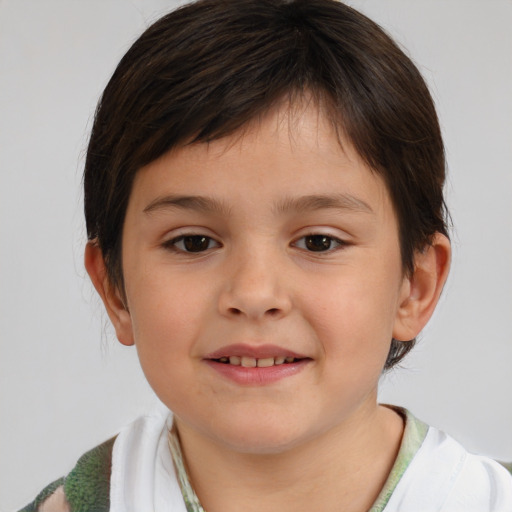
[204,345,311,385]
[215,356,298,367]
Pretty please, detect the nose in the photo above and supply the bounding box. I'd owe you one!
[217,247,292,321]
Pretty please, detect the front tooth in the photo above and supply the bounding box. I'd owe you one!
[257,357,274,368]
[274,357,285,365]
[241,356,257,368]
[229,356,241,366]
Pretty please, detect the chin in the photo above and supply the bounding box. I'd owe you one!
[221,431,304,455]
[208,412,315,455]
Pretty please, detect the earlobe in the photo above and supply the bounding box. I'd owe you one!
[84,242,135,346]
[393,233,451,342]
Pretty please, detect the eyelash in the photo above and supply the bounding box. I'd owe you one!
[292,234,348,253]
[163,233,348,254]
[163,235,221,253]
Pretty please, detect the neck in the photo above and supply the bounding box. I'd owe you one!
[174,401,404,512]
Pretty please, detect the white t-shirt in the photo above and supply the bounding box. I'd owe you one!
[109,404,512,512]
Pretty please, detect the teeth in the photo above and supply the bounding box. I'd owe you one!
[241,356,257,368]
[229,356,241,366]
[219,356,298,367]
[257,357,275,368]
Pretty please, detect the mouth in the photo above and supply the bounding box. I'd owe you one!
[213,355,302,368]
[203,344,311,385]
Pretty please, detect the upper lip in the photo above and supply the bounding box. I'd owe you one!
[204,344,310,360]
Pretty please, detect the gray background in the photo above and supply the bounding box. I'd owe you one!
[1,1,511,510]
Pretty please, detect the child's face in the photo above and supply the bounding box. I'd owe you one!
[116,103,412,453]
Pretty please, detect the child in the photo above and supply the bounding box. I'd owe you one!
[19,0,512,510]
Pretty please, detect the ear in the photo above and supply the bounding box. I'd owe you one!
[393,233,451,341]
[84,242,135,346]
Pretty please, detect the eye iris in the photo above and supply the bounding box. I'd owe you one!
[305,235,331,251]
[184,236,210,252]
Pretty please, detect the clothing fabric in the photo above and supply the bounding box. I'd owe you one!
[19,405,512,512]
[19,437,115,512]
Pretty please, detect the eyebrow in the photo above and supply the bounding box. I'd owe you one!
[273,194,374,215]
[143,193,373,216]
[143,194,232,216]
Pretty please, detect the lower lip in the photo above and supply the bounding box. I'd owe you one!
[204,359,310,385]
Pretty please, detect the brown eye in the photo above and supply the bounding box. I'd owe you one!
[305,235,334,252]
[293,234,346,253]
[184,236,209,252]
[169,235,218,253]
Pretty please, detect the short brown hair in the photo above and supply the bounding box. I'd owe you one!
[84,0,449,369]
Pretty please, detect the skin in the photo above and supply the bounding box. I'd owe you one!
[86,102,450,512]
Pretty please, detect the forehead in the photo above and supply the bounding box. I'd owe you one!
[127,101,392,221]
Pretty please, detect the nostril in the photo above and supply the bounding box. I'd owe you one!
[228,307,242,315]
[267,308,280,316]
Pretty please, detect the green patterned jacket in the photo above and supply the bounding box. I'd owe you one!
[19,437,115,512]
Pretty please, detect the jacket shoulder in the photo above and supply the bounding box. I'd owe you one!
[18,477,66,512]
[19,436,116,512]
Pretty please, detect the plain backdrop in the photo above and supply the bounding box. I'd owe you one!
[1,1,511,510]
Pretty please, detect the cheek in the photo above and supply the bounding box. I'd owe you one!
[126,268,212,361]
[300,264,402,361]
[126,274,208,408]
